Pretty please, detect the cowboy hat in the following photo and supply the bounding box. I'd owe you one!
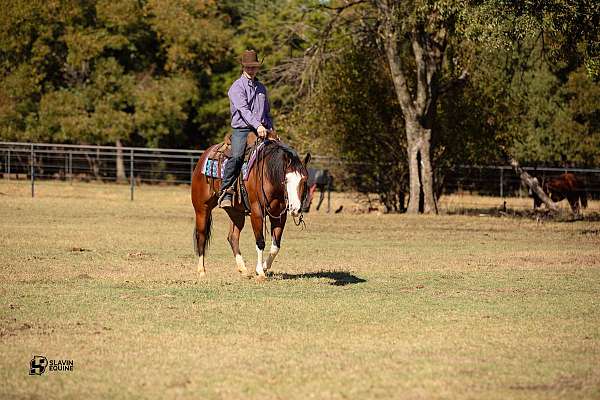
[240,50,262,67]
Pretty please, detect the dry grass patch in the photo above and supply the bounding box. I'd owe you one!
[1,180,599,399]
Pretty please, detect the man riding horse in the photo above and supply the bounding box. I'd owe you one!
[191,50,310,279]
[219,49,275,208]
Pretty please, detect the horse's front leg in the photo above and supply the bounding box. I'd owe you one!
[249,211,267,280]
[264,214,286,272]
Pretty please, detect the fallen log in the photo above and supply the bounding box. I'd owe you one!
[507,156,559,212]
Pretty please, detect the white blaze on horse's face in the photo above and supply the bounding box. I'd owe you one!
[285,171,303,217]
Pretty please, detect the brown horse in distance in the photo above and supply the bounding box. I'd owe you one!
[532,172,588,215]
[191,140,310,280]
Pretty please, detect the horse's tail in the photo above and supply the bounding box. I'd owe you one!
[193,213,213,256]
[205,213,213,249]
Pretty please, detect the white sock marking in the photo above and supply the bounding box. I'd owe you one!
[256,245,265,275]
[197,255,205,275]
[235,254,246,272]
[265,244,280,271]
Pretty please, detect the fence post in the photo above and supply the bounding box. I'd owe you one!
[500,167,504,198]
[130,149,134,201]
[327,176,331,213]
[30,144,35,197]
[69,151,73,182]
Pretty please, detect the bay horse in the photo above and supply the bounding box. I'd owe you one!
[532,172,588,215]
[191,140,310,280]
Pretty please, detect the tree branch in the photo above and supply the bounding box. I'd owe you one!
[298,0,367,97]
[507,155,559,212]
[376,0,415,119]
[411,13,448,119]
[412,28,429,115]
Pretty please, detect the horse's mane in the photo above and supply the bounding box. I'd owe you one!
[261,141,304,185]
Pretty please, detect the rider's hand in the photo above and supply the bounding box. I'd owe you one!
[257,125,267,138]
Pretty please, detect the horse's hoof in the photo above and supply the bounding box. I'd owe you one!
[240,271,253,279]
[198,271,207,279]
[255,274,267,282]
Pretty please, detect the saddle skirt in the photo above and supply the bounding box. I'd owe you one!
[201,133,280,214]
[201,137,270,181]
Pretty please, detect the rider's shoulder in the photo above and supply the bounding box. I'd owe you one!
[228,76,245,93]
[231,76,245,86]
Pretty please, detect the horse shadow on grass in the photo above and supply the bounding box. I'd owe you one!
[270,270,366,286]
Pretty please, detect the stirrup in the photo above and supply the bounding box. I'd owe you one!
[218,188,235,208]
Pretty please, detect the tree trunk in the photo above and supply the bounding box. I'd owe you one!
[508,156,558,212]
[378,3,446,214]
[84,152,101,180]
[406,136,421,213]
[115,139,126,183]
[405,121,437,214]
[419,133,437,214]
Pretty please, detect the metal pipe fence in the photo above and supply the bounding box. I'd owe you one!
[442,165,600,200]
[2,141,600,202]
[1,142,206,199]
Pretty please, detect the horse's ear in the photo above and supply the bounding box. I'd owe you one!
[303,153,311,166]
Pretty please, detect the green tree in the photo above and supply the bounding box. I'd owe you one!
[294,0,598,213]
[0,0,235,179]
[295,35,408,211]
[462,0,600,168]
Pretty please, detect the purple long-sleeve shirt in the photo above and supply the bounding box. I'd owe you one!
[228,74,273,130]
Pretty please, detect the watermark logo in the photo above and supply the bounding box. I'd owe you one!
[29,356,73,375]
[29,356,48,375]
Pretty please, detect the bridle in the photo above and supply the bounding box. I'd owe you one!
[255,139,307,231]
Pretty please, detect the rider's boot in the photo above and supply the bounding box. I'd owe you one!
[218,188,235,209]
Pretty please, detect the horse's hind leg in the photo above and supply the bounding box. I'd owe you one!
[316,185,325,211]
[568,195,581,216]
[194,207,213,278]
[227,210,249,276]
[264,214,286,272]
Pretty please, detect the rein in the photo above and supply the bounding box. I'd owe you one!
[293,213,306,229]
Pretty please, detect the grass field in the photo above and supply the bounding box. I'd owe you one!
[1,180,599,399]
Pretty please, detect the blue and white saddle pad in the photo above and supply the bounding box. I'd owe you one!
[203,158,249,180]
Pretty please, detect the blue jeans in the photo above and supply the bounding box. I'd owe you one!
[221,127,254,191]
